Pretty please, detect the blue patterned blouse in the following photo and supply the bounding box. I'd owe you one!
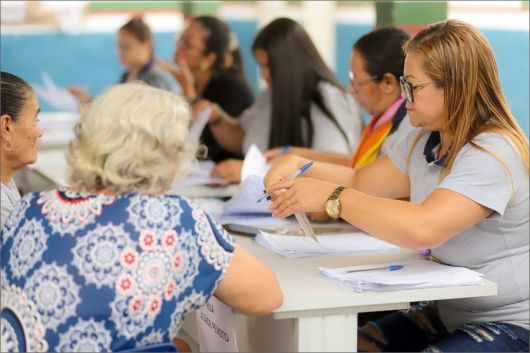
[0,188,235,352]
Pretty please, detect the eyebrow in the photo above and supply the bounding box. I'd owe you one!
[404,74,417,79]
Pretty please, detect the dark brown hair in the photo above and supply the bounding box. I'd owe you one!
[1,71,33,122]
[119,18,154,57]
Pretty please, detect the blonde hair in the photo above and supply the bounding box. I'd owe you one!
[67,82,197,195]
[403,19,529,180]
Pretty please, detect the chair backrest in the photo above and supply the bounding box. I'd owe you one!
[115,342,179,352]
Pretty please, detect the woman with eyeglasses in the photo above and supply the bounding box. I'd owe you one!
[264,19,529,352]
[264,26,416,169]
[68,17,181,104]
[193,17,362,182]
[159,16,254,163]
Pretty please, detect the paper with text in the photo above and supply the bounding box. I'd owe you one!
[196,296,238,352]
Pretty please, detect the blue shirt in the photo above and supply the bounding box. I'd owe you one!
[1,188,235,352]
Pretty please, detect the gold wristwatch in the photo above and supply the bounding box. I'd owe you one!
[325,186,346,219]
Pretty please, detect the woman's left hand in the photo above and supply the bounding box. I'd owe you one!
[267,177,338,218]
[211,159,243,183]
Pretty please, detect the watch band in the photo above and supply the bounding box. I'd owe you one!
[328,185,345,201]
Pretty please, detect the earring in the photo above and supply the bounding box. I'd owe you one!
[4,142,13,151]
[200,61,209,71]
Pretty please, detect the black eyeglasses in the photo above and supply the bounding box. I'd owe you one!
[399,76,438,103]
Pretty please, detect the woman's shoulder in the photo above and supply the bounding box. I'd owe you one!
[317,80,345,96]
[316,80,355,108]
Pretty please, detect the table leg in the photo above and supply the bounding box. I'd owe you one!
[294,313,358,352]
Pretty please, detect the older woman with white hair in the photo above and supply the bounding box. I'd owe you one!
[1,82,282,352]
[0,71,43,228]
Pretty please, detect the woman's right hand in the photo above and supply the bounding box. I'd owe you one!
[157,57,196,100]
[263,154,310,190]
[67,86,91,105]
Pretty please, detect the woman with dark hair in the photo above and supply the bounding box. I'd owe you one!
[196,17,362,182]
[265,26,415,168]
[69,17,181,104]
[160,16,254,163]
[0,71,42,227]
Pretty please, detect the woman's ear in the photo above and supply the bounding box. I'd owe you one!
[0,114,13,141]
[381,73,399,95]
[201,52,217,71]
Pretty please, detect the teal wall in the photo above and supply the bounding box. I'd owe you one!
[2,22,528,135]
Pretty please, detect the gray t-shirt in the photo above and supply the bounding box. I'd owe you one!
[1,179,21,228]
[239,81,362,154]
[388,130,529,332]
[380,115,416,157]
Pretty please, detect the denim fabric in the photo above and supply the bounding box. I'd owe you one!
[362,302,529,352]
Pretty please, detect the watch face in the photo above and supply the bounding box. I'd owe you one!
[326,199,340,218]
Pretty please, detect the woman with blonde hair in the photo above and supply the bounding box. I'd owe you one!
[264,19,528,351]
[1,83,282,352]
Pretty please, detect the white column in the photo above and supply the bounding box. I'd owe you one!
[301,1,337,71]
[255,1,288,29]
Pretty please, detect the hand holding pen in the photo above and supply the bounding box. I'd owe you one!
[258,161,319,243]
[257,160,314,203]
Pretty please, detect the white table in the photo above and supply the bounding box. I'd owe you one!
[182,235,497,352]
[38,111,78,150]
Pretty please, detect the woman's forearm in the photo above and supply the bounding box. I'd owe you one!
[339,188,439,250]
[290,148,351,166]
[208,112,246,155]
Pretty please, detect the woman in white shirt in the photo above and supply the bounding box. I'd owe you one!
[0,71,42,228]
[195,17,362,182]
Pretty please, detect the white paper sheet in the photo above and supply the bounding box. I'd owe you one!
[189,107,212,143]
[196,296,238,352]
[222,175,271,216]
[240,144,269,181]
[319,259,484,292]
[255,230,399,258]
[173,161,227,187]
[32,72,79,111]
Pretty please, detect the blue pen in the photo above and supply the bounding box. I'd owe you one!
[281,144,292,155]
[257,161,314,203]
[347,265,404,273]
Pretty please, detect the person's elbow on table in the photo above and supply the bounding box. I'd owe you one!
[214,245,283,316]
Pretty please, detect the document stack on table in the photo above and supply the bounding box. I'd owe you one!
[319,259,484,292]
[254,230,399,258]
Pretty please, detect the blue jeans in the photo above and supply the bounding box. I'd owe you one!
[359,302,529,352]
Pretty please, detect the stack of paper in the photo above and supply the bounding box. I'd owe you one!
[222,175,270,215]
[319,260,484,292]
[255,230,399,258]
[173,161,227,187]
